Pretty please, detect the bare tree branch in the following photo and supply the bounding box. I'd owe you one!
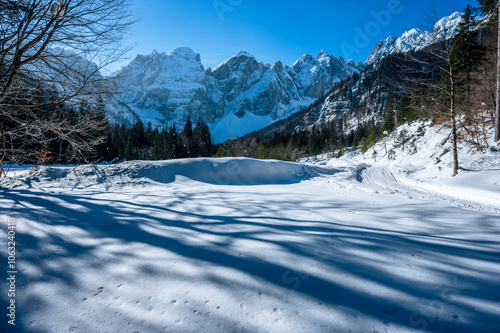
[0,0,136,175]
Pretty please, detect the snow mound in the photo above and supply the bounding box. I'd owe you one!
[3,158,336,190]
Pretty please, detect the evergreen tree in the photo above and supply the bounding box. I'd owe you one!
[308,128,319,155]
[181,116,194,157]
[329,125,338,149]
[152,130,164,160]
[368,118,378,145]
[478,0,499,140]
[452,4,485,123]
[194,122,212,157]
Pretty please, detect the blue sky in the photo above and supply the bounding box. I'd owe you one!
[112,0,473,71]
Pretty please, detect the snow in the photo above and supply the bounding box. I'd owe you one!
[209,112,278,143]
[210,98,316,143]
[304,120,500,214]
[1,124,500,332]
[212,51,255,72]
[434,12,463,39]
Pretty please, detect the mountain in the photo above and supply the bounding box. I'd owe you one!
[108,48,363,142]
[108,11,462,143]
[366,11,463,65]
[252,11,465,140]
[109,47,207,126]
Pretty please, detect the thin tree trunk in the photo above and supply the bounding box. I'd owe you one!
[496,2,500,141]
[451,74,459,177]
[0,126,6,178]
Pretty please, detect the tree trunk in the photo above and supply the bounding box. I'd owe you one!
[495,2,500,141]
[451,74,459,177]
[0,126,6,178]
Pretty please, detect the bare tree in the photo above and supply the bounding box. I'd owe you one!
[0,0,135,176]
[390,5,471,176]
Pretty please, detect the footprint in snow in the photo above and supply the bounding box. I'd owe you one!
[94,287,104,296]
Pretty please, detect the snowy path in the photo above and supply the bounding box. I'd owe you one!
[1,159,499,333]
[357,166,500,215]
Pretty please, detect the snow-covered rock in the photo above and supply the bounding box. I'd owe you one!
[288,50,362,99]
[108,47,207,127]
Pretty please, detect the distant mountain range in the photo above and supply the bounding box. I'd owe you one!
[107,11,463,143]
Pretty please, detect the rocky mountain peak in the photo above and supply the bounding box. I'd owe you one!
[366,11,463,65]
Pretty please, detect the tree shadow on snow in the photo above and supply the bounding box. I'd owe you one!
[0,184,499,333]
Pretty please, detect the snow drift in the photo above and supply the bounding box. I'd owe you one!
[3,158,337,190]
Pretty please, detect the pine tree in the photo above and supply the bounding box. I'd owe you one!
[308,128,319,155]
[181,116,194,157]
[197,122,212,157]
[385,93,399,128]
[329,125,338,149]
[368,118,378,145]
[152,130,164,160]
[452,5,485,124]
[479,0,499,140]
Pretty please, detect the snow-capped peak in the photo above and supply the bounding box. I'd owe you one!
[294,54,315,67]
[234,51,255,58]
[395,28,433,53]
[212,51,256,71]
[316,50,330,59]
[433,11,463,39]
[365,36,397,65]
[110,46,362,142]
[366,11,463,65]
[167,47,201,62]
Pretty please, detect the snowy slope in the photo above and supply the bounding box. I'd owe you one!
[304,120,500,213]
[1,154,500,333]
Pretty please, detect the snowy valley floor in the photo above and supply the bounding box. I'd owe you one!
[0,156,499,333]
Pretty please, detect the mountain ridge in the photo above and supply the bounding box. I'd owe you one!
[108,48,363,142]
[107,11,463,143]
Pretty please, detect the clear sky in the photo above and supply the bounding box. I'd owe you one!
[111,0,473,71]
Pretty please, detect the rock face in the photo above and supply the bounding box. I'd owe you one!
[289,50,363,99]
[110,48,207,125]
[108,48,363,142]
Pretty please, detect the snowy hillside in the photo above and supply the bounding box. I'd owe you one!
[303,120,500,213]
[1,123,500,332]
[108,48,362,142]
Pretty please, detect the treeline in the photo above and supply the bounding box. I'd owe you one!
[215,118,388,161]
[104,116,213,162]
[6,113,214,165]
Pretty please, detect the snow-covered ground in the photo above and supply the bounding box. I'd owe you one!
[1,124,500,332]
[304,120,500,214]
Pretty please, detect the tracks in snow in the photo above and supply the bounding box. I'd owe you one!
[356,165,500,215]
